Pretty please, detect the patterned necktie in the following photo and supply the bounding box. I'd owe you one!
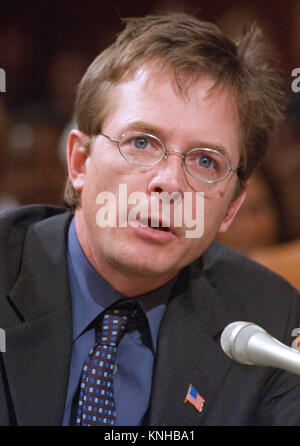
[76,302,142,426]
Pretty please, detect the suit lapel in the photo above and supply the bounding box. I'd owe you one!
[148,263,234,426]
[2,209,235,426]
[3,212,73,425]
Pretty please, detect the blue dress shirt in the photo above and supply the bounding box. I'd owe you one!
[63,219,177,426]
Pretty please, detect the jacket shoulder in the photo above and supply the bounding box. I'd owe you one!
[203,240,297,290]
[201,241,300,336]
[0,205,70,293]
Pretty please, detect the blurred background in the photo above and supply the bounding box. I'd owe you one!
[0,0,299,288]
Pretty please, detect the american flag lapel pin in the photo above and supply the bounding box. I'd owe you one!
[184,384,205,413]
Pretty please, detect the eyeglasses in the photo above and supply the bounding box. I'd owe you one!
[100,131,239,184]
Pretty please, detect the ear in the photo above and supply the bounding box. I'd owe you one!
[67,129,90,193]
[218,185,247,234]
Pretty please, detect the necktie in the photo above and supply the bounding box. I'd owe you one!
[76,302,142,426]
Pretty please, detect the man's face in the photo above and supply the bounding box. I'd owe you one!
[68,69,246,291]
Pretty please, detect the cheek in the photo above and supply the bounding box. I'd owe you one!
[203,178,238,219]
[91,146,146,187]
[203,192,231,232]
[82,153,149,221]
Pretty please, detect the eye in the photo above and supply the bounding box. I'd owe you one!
[134,137,149,149]
[198,154,213,169]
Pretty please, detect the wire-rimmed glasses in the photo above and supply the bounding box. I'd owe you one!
[100,131,239,184]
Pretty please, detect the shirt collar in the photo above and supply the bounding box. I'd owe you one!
[67,218,177,350]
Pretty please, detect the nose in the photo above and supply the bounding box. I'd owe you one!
[147,151,186,195]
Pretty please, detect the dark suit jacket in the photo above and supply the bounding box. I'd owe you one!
[0,205,300,426]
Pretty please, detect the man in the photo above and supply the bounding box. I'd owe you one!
[0,13,299,426]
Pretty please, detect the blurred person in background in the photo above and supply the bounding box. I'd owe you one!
[266,106,300,242]
[3,106,66,206]
[218,165,300,291]
[216,2,300,290]
[217,167,282,255]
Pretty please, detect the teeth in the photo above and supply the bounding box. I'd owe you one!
[152,223,170,231]
[139,219,170,231]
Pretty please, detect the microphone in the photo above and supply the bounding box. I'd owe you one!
[220,321,300,376]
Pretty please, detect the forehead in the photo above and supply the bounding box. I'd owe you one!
[101,67,240,161]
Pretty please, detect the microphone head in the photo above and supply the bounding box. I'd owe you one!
[221,321,266,365]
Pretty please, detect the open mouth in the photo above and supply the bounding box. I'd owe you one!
[140,218,171,232]
[128,216,177,242]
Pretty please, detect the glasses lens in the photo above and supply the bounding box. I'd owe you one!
[185,148,230,182]
[119,132,165,165]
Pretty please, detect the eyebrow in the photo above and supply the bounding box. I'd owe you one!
[121,121,164,138]
[120,120,232,160]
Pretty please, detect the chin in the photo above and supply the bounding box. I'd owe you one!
[106,250,178,278]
